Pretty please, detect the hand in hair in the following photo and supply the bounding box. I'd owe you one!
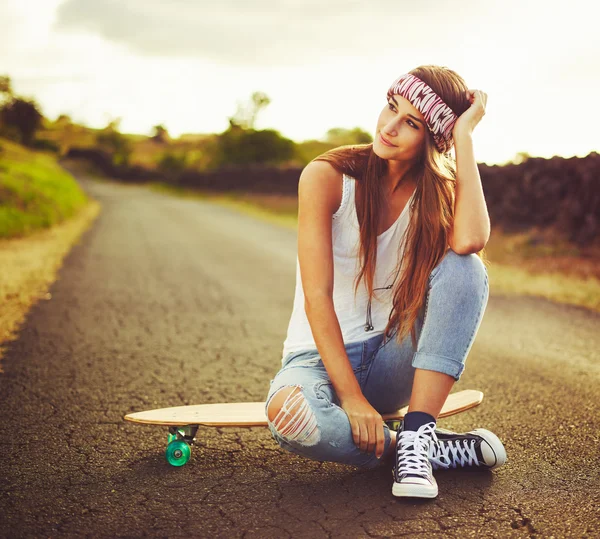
[452,89,488,139]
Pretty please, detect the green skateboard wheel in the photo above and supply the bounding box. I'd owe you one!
[385,420,401,431]
[165,439,191,467]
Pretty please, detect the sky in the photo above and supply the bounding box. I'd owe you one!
[1,0,599,166]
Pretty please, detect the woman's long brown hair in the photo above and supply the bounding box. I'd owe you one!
[311,65,489,350]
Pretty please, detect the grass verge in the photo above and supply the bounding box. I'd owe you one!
[0,138,89,238]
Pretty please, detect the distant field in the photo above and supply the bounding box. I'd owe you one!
[0,138,89,238]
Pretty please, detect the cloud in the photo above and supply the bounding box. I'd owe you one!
[53,0,474,66]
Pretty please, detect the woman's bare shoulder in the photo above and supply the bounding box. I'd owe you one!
[298,161,344,217]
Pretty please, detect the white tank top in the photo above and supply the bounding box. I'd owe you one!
[281,173,415,360]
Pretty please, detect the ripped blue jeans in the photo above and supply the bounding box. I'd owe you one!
[264,249,489,469]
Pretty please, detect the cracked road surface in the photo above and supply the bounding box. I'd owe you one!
[1,175,598,538]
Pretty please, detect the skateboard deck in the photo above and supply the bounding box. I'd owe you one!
[124,389,483,466]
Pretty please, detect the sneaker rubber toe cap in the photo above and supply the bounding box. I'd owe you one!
[472,428,507,469]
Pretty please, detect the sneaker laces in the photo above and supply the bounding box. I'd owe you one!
[395,422,437,479]
[428,437,479,469]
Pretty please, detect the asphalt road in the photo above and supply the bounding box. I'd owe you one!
[1,174,598,538]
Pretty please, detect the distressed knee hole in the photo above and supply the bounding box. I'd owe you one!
[267,386,320,446]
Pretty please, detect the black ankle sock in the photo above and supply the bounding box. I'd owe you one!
[403,411,436,433]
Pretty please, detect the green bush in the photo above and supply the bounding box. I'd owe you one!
[215,126,295,166]
[30,138,60,153]
[157,151,188,176]
[96,128,132,166]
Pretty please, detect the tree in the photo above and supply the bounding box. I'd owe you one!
[151,124,169,143]
[324,127,372,146]
[52,115,76,156]
[96,122,131,166]
[54,114,72,127]
[513,151,531,165]
[0,75,13,104]
[0,75,13,135]
[229,91,271,130]
[0,97,44,146]
[104,118,122,132]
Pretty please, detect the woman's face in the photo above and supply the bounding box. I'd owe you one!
[373,94,428,161]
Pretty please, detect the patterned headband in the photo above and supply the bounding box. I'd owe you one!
[386,73,458,154]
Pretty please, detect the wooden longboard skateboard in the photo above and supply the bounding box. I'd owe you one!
[124,389,483,467]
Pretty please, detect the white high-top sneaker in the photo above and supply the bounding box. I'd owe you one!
[392,421,438,499]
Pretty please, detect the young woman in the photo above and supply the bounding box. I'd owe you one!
[264,65,506,499]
